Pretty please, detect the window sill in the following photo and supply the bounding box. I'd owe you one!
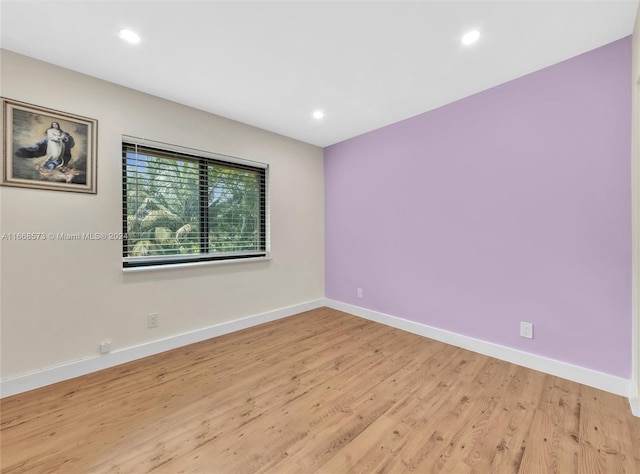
[122,254,271,273]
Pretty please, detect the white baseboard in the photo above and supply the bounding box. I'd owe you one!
[3,298,634,412]
[0,299,325,398]
[325,299,631,398]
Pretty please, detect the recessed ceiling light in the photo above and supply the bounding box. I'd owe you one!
[461,30,480,45]
[312,110,325,120]
[119,28,141,44]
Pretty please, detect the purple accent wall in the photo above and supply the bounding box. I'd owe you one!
[325,37,632,377]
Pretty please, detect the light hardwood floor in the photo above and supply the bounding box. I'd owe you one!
[1,307,639,473]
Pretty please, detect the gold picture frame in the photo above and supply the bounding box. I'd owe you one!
[2,98,97,193]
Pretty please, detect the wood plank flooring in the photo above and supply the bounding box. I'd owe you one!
[1,307,639,473]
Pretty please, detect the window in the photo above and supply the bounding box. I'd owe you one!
[122,137,268,268]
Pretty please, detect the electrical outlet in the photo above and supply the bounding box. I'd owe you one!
[100,341,111,354]
[147,313,159,328]
[520,322,533,339]
[357,288,363,299]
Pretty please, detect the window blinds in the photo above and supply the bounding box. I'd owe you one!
[122,137,268,268]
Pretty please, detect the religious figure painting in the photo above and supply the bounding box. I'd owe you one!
[2,99,97,193]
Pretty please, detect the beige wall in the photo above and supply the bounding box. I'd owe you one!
[0,50,325,379]
[632,8,640,407]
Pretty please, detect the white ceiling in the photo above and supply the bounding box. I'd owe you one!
[1,1,638,147]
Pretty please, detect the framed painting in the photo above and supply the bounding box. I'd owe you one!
[2,98,97,193]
